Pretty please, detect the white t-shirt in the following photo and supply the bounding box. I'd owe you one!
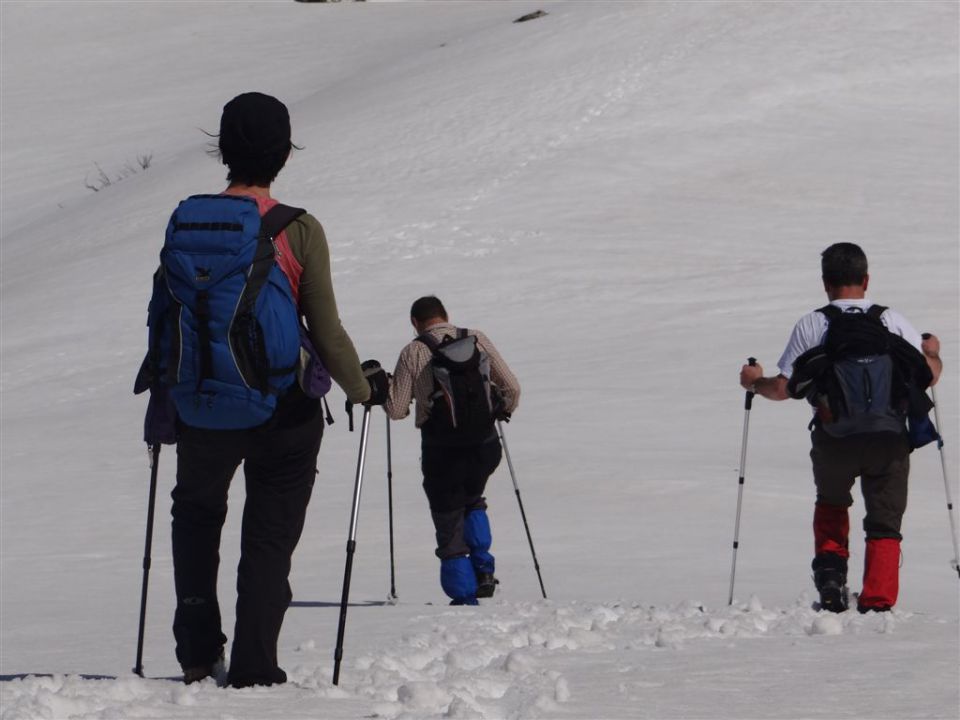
[777,299,923,379]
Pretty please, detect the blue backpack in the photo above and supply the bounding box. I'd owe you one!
[141,195,307,430]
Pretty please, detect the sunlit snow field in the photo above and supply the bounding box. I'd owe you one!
[1,2,957,718]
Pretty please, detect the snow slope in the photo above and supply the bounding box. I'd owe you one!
[1,1,958,718]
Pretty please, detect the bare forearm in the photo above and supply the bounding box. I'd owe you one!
[740,361,789,401]
[751,374,790,401]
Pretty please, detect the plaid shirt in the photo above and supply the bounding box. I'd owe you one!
[384,322,520,427]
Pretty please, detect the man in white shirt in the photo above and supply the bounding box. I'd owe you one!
[739,243,941,613]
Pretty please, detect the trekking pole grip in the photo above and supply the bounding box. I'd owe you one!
[745,357,757,410]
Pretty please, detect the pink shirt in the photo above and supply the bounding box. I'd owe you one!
[248,195,305,306]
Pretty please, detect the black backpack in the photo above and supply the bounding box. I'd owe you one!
[788,304,933,439]
[416,328,504,445]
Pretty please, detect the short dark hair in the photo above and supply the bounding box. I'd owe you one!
[217,92,293,187]
[821,242,868,287]
[410,296,447,323]
[221,148,290,187]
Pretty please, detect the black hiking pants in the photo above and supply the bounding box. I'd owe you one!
[421,438,502,559]
[171,389,323,687]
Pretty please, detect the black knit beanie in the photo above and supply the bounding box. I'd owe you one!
[219,92,291,161]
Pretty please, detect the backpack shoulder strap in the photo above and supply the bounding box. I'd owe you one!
[817,303,888,322]
[238,205,307,329]
[415,333,440,352]
[259,203,306,240]
[817,304,842,321]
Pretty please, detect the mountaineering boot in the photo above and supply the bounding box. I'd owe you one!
[858,537,900,612]
[228,667,287,689]
[814,568,849,613]
[475,572,499,598]
[182,648,225,685]
[183,665,213,684]
[812,553,849,613]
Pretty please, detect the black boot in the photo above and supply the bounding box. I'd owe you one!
[812,553,849,613]
[182,648,224,684]
[475,572,499,599]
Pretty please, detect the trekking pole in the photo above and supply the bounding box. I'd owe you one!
[930,384,960,578]
[497,420,547,599]
[728,357,757,605]
[386,415,398,601]
[333,405,372,686]
[134,443,161,677]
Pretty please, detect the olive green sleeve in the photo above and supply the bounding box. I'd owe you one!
[285,213,370,404]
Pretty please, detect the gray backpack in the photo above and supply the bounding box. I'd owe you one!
[415,328,503,445]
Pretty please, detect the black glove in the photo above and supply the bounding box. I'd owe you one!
[361,360,389,406]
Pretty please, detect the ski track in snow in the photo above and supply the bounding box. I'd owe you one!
[0,597,919,720]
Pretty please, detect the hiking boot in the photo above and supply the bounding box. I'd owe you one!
[476,572,498,599]
[857,603,891,614]
[228,667,287,689]
[182,648,224,685]
[814,567,849,613]
[449,597,479,606]
[183,665,214,684]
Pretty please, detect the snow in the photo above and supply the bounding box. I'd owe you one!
[1,1,958,718]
